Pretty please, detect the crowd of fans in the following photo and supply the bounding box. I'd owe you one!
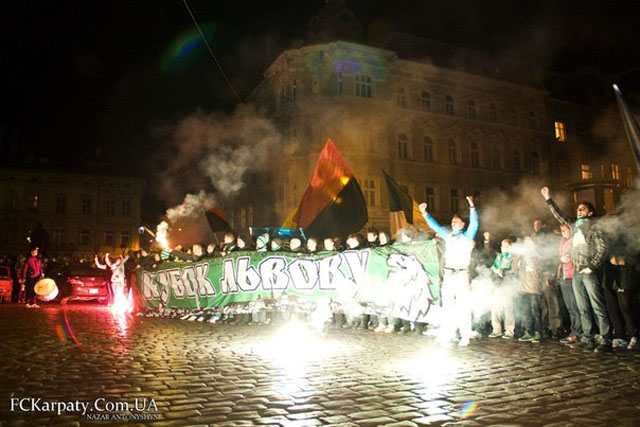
[2,186,638,353]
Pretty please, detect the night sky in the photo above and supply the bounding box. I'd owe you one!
[2,0,640,219]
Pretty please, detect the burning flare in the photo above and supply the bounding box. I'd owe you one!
[155,221,170,249]
[111,287,134,315]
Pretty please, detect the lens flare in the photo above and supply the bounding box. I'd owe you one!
[460,400,478,418]
[161,24,216,72]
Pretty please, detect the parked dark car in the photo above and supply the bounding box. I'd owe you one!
[60,266,110,305]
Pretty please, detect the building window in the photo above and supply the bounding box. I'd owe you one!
[82,196,92,214]
[421,91,431,111]
[105,200,115,216]
[445,95,454,115]
[509,107,518,126]
[121,231,130,248]
[450,188,459,213]
[355,74,372,98]
[6,192,17,210]
[291,79,297,101]
[513,149,522,172]
[626,167,634,187]
[467,100,476,118]
[447,140,457,165]
[104,230,115,246]
[122,200,132,217]
[529,112,537,129]
[28,195,39,212]
[470,142,480,168]
[581,164,592,180]
[611,163,620,181]
[491,145,501,169]
[423,136,434,162]
[489,104,497,122]
[397,133,409,160]
[55,196,66,214]
[53,227,64,248]
[337,72,343,95]
[79,229,90,246]
[532,152,540,175]
[555,121,566,142]
[425,187,436,211]
[396,87,406,108]
[363,179,376,207]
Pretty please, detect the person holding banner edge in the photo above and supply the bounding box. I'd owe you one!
[419,195,479,347]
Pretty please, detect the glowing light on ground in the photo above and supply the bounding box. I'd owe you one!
[394,346,461,398]
[111,288,134,315]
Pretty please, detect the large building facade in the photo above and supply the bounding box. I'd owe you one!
[246,5,636,233]
[0,169,144,257]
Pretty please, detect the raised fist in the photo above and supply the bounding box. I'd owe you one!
[465,195,475,207]
[418,202,428,214]
[540,186,550,200]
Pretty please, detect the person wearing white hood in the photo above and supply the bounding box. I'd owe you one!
[419,196,478,346]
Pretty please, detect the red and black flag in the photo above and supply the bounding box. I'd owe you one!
[383,170,429,236]
[613,84,640,171]
[285,139,368,240]
[204,206,232,233]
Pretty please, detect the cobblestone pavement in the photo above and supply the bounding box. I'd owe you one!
[1,304,640,426]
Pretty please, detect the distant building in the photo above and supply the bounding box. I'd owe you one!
[0,169,144,257]
[243,1,636,232]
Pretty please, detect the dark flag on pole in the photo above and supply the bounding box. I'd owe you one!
[287,139,368,240]
[613,84,640,171]
[383,170,430,236]
[204,207,232,233]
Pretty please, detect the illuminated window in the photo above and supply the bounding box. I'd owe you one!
[611,164,620,180]
[397,133,409,159]
[581,164,592,180]
[396,87,406,108]
[445,95,454,115]
[363,179,376,207]
[450,188,459,213]
[423,136,434,162]
[467,100,476,119]
[470,142,480,167]
[425,187,436,211]
[447,140,457,164]
[627,167,634,187]
[29,194,39,212]
[531,152,540,175]
[421,91,431,111]
[489,104,497,122]
[555,121,566,142]
[355,74,372,98]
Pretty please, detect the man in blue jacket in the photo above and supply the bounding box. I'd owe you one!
[419,196,478,346]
